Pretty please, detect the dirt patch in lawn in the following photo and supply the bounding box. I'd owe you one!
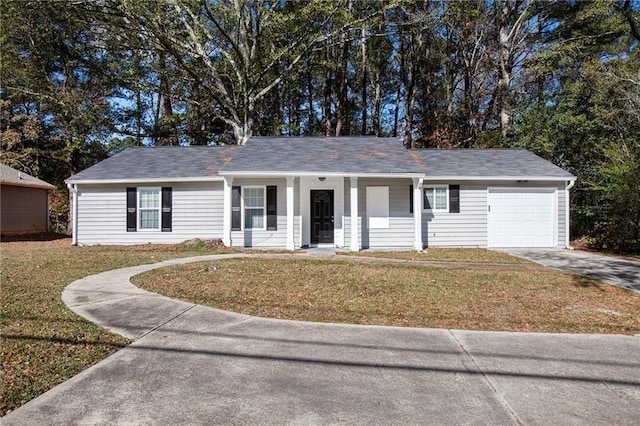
[133,257,640,336]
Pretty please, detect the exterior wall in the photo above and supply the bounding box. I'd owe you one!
[344,178,414,249]
[73,177,569,249]
[422,180,567,248]
[230,178,301,248]
[0,184,49,234]
[76,181,223,245]
[557,187,566,247]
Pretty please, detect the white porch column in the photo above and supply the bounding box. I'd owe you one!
[350,176,359,251]
[286,176,295,251]
[413,177,423,251]
[222,176,233,247]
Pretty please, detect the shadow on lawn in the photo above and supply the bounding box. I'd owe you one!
[1,333,128,349]
[0,232,69,242]
[571,274,607,290]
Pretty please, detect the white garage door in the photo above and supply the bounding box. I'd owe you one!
[488,188,555,248]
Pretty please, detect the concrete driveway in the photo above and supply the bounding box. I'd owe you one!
[503,249,640,292]
[3,254,640,425]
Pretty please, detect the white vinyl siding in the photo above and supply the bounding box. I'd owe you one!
[422,181,567,248]
[422,183,486,247]
[75,182,224,245]
[557,188,566,246]
[230,178,300,248]
[344,178,414,249]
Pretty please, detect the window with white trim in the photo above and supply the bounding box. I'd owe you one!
[423,186,448,211]
[242,186,265,229]
[138,188,161,230]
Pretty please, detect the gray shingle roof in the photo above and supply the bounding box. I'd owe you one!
[409,149,575,179]
[67,145,239,182]
[0,163,55,189]
[66,139,575,183]
[222,137,422,174]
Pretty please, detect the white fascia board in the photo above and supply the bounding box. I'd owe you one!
[219,171,424,178]
[423,175,577,182]
[64,176,224,185]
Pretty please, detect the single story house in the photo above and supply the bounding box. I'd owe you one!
[1,163,56,235]
[65,137,576,250]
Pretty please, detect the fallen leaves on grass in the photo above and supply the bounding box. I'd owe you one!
[0,238,235,416]
[133,258,640,336]
[338,248,533,264]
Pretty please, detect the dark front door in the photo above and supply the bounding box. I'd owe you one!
[311,190,334,244]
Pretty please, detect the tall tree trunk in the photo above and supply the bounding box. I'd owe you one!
[158,51,175,146]
[496,0,530,140]
[323,47,333,136]
[361,26,368,135]
[402,35,419,148]
[392,38,404,138]
[136,87,142,146]
[463,70,474,148]
[335,32,349,137]
[372,68,382,136]
[307,67,315,135]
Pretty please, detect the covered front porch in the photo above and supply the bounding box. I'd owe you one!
[220,174,424,251]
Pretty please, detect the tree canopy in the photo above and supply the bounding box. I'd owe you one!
[1,0,638,251]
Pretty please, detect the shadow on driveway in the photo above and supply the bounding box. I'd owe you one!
[503,249,640,292]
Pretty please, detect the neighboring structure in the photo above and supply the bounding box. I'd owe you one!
[66,137,576,250]
[1,163,56,235]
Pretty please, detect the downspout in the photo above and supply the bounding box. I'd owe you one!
[565,180,575,249]
[67,183,78,246]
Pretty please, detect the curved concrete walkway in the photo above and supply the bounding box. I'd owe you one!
[4,254,640,425]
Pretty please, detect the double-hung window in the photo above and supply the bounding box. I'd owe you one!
[423,186,448,212]
[243,186,265,230]
[138,188,161,230]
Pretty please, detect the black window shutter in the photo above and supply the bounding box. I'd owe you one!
[232,186,241,230]
[161,187,172,232]
[409,185,414,213]
[449,185,460,213]
[266,185,277,231]
[126,188,137,232]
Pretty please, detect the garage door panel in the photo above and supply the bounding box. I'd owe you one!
[488,189,555,248]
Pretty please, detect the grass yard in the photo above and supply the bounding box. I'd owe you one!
[133,258,640,336]
[338,248,533,264]
[0,237,236,416]
[2,239,639,416]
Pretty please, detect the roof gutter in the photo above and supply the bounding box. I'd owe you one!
[65,176,225,185]
[422,176,577,182]
[219,171,424,178]
[0,180,56,190]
